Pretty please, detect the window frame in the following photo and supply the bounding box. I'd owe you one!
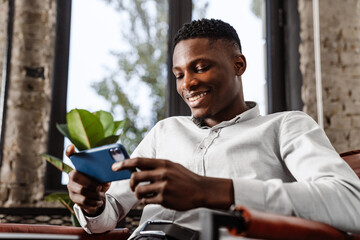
[45,0,72,193]
[266,0,302,113]
[167,0,192,117]
[0,0,15,167]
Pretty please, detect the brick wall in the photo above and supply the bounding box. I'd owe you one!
[299,0,360,153]
[0,0,56,207]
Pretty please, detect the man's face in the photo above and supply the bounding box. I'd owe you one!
[172,38,246,126]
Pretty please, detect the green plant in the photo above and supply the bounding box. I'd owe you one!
[44,192,80,227]
[57,109,125,151]
[42,109,125,226]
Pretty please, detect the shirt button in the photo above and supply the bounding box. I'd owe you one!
[199,145,204,149]
[211,129,219,134]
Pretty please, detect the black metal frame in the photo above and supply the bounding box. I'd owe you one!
[283,0,303,111]
[166,0,192,117]
[266,0,302,113]
[45,0,72,193]
[0,0,15,166]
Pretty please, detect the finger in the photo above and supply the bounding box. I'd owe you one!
[66,144,76,157]
[69,192,105,209]
[112,158,166,171]
[101,182,111,192]
[141,191,166,206]
[134,181,165,200]
[67,180,106,201]
[69,170,103,191]
[129,169,166,191]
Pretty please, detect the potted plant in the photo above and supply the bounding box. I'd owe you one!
[42,109,125,226]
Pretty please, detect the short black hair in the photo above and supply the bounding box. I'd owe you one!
[173,18,242,53]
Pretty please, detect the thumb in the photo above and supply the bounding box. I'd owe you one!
[65,144,76,157]
[101,182,111,192]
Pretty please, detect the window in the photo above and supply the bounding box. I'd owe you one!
[46,0,302,190]
[62,0,170,184]
[0,0,14,166]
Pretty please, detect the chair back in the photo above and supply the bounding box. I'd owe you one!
[340,150,360,178]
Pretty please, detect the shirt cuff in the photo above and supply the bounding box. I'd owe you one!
[73,194,119,234]
[232,178,265,212]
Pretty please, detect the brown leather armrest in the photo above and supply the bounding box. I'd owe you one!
[340,150,360,178]
[0,223,130,240]
[228,206,359,240]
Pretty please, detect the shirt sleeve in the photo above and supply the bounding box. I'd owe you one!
[74,179,139,234]
[233,111,360,234]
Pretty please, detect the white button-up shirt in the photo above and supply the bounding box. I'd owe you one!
[74,102,360,238]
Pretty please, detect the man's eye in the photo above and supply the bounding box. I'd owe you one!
[175,74,184,80]
[195,65,209,73]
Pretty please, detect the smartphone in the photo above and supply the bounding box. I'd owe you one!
[69,143,133,183]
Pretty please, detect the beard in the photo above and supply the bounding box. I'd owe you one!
[192,116,207,127]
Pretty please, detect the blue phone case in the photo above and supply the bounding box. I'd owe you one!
[69,143,133,183]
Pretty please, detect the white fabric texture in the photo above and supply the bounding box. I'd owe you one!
[74,102,360,238]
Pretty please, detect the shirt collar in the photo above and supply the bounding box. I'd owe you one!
[191,101,260,129]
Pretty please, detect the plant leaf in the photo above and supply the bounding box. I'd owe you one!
[41,153,73,174]
[94,135,120,148]
[113,120,126,135]
[93,110,115,137]
[45,192,74,215]
[67,109,105,150]
[45,192,71,202]
[56,123,71,140]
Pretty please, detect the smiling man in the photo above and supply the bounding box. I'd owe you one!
[172,35,248,127]
[68,19,360,239]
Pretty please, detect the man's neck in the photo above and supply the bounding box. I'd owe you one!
[200,102,249,128]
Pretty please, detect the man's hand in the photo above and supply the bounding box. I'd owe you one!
[112,158,234,211]
[66,145,110,216]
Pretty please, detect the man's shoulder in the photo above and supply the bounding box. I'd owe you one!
[262,110,319,133]
[257,110,316,128]
[264,110,311,121]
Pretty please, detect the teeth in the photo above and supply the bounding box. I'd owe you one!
[188,92,207,102]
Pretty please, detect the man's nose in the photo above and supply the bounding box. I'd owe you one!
[182,72,198,90]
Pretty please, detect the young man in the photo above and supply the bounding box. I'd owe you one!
[67,19,360,239]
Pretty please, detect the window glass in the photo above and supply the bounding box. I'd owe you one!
[193,0,267,115]
[63,0,168,184]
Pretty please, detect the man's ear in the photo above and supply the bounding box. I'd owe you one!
[234,54,246,76]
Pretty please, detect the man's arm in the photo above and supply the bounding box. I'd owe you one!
[69,171,139,234]
[232,112,360,234]
[66,145,138,234]
[112,158,234,211]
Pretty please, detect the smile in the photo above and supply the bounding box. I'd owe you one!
[188,92,208,102]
